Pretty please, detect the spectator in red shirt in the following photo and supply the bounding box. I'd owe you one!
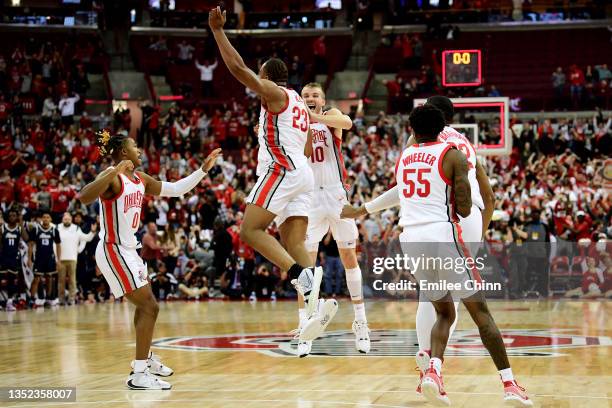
[569,64,585,109]
[572,211,592,241]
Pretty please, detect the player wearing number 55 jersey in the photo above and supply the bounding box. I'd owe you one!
[79,130,221,390]
[209,5,338,346]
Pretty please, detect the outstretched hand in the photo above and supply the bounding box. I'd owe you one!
[208,6,226,31]
[340,204,368,219]
[202,148,222,172]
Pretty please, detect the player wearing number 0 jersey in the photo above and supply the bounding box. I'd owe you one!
[209,5,337,349]
[79,130,221,390]
[296,83,369,358]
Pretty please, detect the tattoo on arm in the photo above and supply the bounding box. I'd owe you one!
[451,150,472,217]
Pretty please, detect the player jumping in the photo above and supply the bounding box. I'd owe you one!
[208,6,338,342]
[295,82,370,357]
[78,130,221,390]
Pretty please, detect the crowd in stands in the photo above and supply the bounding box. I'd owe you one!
[0,37,107,125]
[0,36,611,310]
[551,64,612,110]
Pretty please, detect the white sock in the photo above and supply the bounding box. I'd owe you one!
[353,303,366,323]
[298,308,307,324]
[430,357,442,376]
[133,359,148,373]
[499,368,514,382]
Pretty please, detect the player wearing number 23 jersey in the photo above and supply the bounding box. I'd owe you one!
[248,85,314,224]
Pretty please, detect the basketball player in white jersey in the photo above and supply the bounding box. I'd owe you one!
[78,131,221,390]
[342,95,495,391]
[291,82,369,357]
[344,106,531,406]
[209,6,338,343]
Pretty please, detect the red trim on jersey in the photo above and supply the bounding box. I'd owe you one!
[106,243,134,291]
[125,172,141,184]
[103,201,117,244]
[101,174,125,202]
[254,164,282,207]
[455,223,482,283]
[438,145,454,186]
[266,112,291,169]
[414,141,443,148]
[261,87,290,115]
[333,135,348,184]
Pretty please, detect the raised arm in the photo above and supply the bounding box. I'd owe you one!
[208,7,284,103]
[475,160,495,238]
[308,107,353,133]
[138,148,221,196]
[443,148,471,218]
[77,160,132,205]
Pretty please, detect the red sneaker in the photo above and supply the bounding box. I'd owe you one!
[415,349,430,395]
[503,380,533,406]
[421,368,451,406]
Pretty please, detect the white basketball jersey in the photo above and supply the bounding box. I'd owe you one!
[99,173,145,248]
[256,87,309,176]
[397,141,457,227]
[309,121,347,188]
[438,126,484,210]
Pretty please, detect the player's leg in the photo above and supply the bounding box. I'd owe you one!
[338,247,371,353]
[58,261,67,305]
[420,292,454,407]
[461,292,532,406]
[240,203,299,273]
[415,301,459,374]
[45,270,58,306]
[96,243,171,389]
[31,270,44,306]
[280,216,316,357]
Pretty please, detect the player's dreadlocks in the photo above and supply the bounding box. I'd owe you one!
[263,58,288,85]
[95,130,129,159]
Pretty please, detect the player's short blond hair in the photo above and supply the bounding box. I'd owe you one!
[302,82,325,98]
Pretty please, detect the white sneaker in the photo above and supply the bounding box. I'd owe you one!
[34,299,46,307]
[299,298,338,342]
[352,320,371,354]
[50,298,59,307]
[291,266,323,318]
[249,291,257,302]
[6,300,16,312]
[147,353,174,377]
[126,368,172,390]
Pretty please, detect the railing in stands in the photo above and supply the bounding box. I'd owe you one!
[360,61,376,102]
[144,74,157,103]
[102,69,114,114]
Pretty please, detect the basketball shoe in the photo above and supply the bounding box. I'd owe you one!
[415,349,430,395]
[352,320,371,353]
[421,368,451,406]
[503,380,533,406]
[292,266,338,342]
[126,368,171,390]
[147,352,174,377]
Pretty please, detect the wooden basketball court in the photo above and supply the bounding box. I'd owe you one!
[1,299,610,407]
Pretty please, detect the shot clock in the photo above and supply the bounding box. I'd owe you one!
[442,49,482,87]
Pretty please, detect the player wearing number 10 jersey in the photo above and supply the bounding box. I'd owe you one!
[78,130,221,390]
[298,82,370,357]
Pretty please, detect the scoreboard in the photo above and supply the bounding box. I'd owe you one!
[442,49,482,87]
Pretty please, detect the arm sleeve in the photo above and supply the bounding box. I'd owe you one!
[159,168,207,197]
[364,186,400,214]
